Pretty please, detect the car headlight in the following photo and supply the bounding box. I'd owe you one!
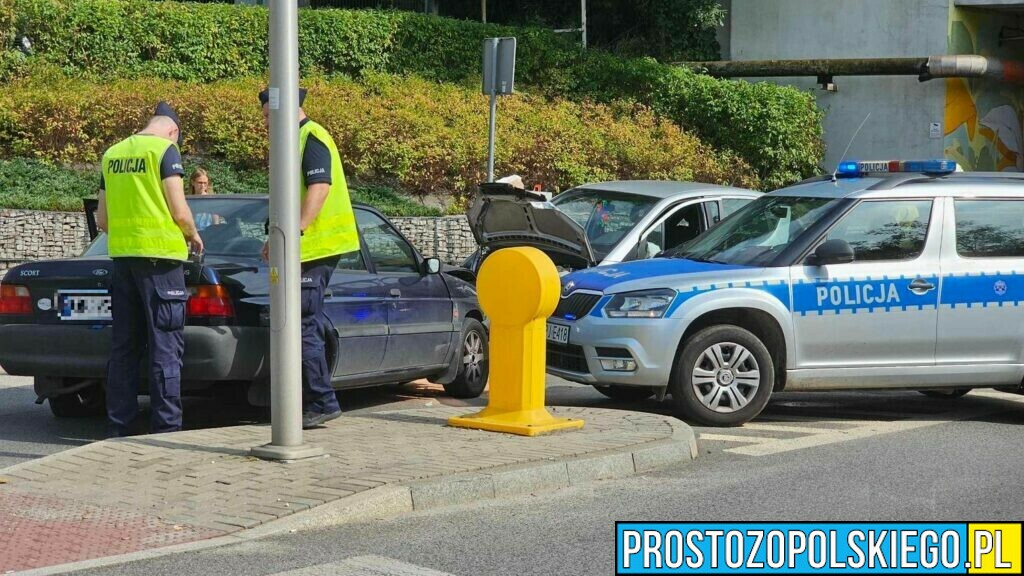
[603,289,676,318]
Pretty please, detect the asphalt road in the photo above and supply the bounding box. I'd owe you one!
[3,373,1024,575]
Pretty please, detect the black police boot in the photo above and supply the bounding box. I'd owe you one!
[302,409,341,429]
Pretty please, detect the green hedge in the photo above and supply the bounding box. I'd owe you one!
[0,157,443,215]
[6,0,824,188]
[0,74,758,201]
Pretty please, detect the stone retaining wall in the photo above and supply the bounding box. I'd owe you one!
[0,209,477,277]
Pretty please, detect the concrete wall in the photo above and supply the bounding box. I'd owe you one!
[726,0,952,171]
[0,210,478,278]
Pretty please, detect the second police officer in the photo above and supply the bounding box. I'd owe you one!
[98,102,203,437]
[259,88,360,429]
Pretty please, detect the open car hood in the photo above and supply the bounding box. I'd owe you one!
[467,183,596,269]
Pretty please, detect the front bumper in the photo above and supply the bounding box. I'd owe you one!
[545,315,683,388]
[0,324,269,382]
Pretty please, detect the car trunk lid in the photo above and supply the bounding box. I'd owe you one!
[467,183,596,270]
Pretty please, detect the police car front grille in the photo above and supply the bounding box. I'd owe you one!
[553,292,602,320]
[547,343,589,374]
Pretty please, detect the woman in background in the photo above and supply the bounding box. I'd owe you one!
[188,168,222,230]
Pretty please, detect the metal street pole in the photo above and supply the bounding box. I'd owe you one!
[581,0,587,50]
[484,38,498,183]
[251,0,324,462]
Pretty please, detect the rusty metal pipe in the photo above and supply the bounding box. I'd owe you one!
[676,58,928,78]
[676,55,1024,84]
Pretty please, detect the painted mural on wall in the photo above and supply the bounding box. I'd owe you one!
[944,7,1024,172]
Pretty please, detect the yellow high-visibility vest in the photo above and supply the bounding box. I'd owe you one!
[102,135,187,261]
[299,121,359,262]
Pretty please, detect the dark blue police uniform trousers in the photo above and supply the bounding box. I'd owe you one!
[301,256,341,415]
[106,258,187,437]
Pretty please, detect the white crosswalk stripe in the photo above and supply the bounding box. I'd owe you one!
[270,556,456,576]
[698,389,1024,457]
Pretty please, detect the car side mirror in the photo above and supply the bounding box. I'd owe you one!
[807,239,855,266]
[424,257,441,275]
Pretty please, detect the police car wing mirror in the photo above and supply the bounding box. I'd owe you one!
[424,257,441,275]
[808,239,855,266]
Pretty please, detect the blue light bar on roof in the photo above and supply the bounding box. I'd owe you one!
[836,159,958,177]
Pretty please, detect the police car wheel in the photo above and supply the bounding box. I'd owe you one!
[48,385,105,418]
[670,325,774,427]
[918,388,971,399]
[443,318,489,399]
[593,385,654,402]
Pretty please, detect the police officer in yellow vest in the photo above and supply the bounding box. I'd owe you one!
[259,88,360,429]
[97,102,203,437]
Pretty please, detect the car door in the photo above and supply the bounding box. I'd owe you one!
[629,200,712,261]
[324,239,389,377]
[936,196,1024,375]
[357,210,453,371]
[790,197,941,369]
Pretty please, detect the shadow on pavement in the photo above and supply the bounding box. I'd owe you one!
[0,379,488,465]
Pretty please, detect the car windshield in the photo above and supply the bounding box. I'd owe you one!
[84,197,269,257]
[551,189,658,259]
[664,195,837,266]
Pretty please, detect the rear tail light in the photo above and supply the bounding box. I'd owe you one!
[187,285,235,318]
[0,284,32,315]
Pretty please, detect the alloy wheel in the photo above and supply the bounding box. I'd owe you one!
[691,342,760,414]
[462,330,485,386]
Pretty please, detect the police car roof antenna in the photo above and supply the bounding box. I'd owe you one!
[831,112,872,183]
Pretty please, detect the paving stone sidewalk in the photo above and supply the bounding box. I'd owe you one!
[0,406,695,574]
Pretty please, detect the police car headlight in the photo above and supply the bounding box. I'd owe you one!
[603,289,676,318]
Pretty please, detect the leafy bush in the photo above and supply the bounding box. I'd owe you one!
[0,157,96,211]
[0,74,759,200]
[0,0,12,45]
[558,53,825,189]
[0,157,443,215]
[7,0,823,186]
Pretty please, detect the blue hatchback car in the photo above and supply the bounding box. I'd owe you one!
[0,195,488,417]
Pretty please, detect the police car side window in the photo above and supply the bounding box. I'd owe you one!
[825,200,933,262]
[955,200,1024,258]
[356,211,419,274]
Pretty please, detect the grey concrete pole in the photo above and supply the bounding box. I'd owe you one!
[251,0,324,462]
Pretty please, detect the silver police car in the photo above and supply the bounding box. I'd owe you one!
[547,160,1024,426]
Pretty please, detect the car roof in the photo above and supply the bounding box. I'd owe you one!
[771,172,1024,200]
[568,180,757,200]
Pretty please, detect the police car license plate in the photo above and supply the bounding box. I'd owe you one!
[546,322,569,344]
[58,291,112,321]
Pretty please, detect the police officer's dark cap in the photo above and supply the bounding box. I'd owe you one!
[154,101,183,147]
[258,88,308,107]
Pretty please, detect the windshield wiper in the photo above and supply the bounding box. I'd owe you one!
[681,254,724,264]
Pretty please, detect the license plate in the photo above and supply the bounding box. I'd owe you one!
[58,290,112,321]
[546,322,569,344]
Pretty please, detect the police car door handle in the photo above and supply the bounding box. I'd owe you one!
[908,278,935,294]
[389,288,402,298]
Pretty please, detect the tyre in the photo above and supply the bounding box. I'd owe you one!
[669,325,774,427]
[49,385,105,418]
[919,388,971,399]
[443,318,489,399]
[593,385,654,402]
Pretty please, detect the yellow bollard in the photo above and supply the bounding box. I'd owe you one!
[448,247,585,436]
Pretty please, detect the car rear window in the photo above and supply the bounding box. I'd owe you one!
[85,197,269,257]
[955,200,1024,258]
